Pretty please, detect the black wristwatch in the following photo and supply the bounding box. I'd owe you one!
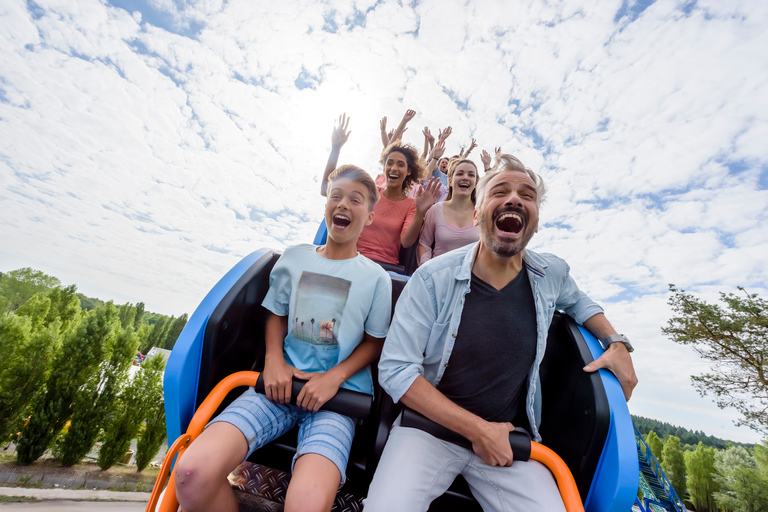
[599,334,634,353]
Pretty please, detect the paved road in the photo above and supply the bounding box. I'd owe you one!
[0,501,146,511]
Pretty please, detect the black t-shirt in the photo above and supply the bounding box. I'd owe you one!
[437,270,537,425]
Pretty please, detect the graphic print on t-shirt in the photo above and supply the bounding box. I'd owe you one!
[291,271,351,347]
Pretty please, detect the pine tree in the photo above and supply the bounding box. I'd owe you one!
[714,444,768,511]
[664,286,768,434]
[16,303,119,465]
[685,442,718,512]
[662,435,687,498]
[134,355,167,472]
[59,326,138,466]
[98,351,165,470]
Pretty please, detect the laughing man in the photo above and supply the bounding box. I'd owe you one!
[365,154,638,511]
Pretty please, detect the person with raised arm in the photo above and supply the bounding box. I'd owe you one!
[321,114,441,268]
[417,158,479,265]
[365,154,638,512]
[378,109,416,149]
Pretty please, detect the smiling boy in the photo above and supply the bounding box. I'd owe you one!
[175,165,392,512]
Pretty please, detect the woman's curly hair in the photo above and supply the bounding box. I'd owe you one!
[379,140,426,194]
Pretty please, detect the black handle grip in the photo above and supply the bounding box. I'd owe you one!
[400,407,531,461]
[254,374,373,421]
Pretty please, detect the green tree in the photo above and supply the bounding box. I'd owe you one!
[714,444,768,512]
[59,326,138,466]
[162,313,188,350]
[141,316,168,353]
[646,430,664,464]
[0,268,60,313]
[685,442,718,511]
[16,303,120,465]
[0,291,70,441]
[663,286,768,434]
[662,435,687,497]
[98,352,165,470]
[133,302,145,330]
[117,303,137,330]
[134,355,167,472]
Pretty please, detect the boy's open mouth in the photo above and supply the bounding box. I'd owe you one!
[494,212,524,235]
[333,214,351,228]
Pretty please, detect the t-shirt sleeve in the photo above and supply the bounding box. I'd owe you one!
[400,199,418,236]
[261,253,292,317]
[364,271,392,339]
[418,206,437,263]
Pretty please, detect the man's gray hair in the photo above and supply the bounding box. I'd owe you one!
[476,154,548,207]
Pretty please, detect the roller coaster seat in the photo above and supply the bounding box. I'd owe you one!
[164,249,638,511]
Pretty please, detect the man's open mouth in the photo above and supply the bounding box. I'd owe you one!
[333,214,351,228]
[494,211,524,235]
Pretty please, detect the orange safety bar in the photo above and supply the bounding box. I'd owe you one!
[146,371,261,512]
[530,442,585,512]
[146,370,584,512]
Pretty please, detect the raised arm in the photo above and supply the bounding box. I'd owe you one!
[426,139,446,175]
[460,138,477,158]
[421,127,435,163]
[401,178,440,248]
[320,113,352,197]
[390,109,416,144]
[380,117,389,148]
[480,150,492,173]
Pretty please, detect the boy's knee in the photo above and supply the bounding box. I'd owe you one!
[174,455,216,505]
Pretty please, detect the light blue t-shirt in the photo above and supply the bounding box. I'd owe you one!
[262,244,392,395]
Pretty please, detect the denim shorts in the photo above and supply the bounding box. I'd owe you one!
[209,387,356,483]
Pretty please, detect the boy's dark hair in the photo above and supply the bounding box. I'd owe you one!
[379,140,425,194]
[327,165,379,212]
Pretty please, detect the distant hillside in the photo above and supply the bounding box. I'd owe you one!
[632,415,753,450]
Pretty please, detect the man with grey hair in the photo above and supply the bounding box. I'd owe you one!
[365,155,638,511]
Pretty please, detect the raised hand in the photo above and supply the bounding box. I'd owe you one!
[415,177,441,214]
[423,127,435,147]
[438,126,453,141]
[380,116,387,132]
[332,113,351,148]
[387,129,395,142]
[495,146,502,158]
[432,139,446,160]
[465,138,477,155]
[481,149,492,168]
[403,109,416,123]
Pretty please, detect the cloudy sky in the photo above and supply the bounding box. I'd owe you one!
[1,0,767,443]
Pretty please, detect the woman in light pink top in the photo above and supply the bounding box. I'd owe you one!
[418,159,479,265]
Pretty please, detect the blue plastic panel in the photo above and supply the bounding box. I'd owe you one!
[313,220,327,245]
[578,326,639,512]
[164,249,271,443]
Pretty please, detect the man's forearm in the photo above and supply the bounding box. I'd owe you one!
[399,376,485,441]
[582,313,617,340]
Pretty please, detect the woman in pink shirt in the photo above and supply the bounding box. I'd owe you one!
[320,114,440,266]
[418,159,479,265]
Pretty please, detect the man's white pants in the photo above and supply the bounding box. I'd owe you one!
[364,425,567,512]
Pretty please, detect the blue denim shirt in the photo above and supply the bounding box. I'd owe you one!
[378,242,604,442]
